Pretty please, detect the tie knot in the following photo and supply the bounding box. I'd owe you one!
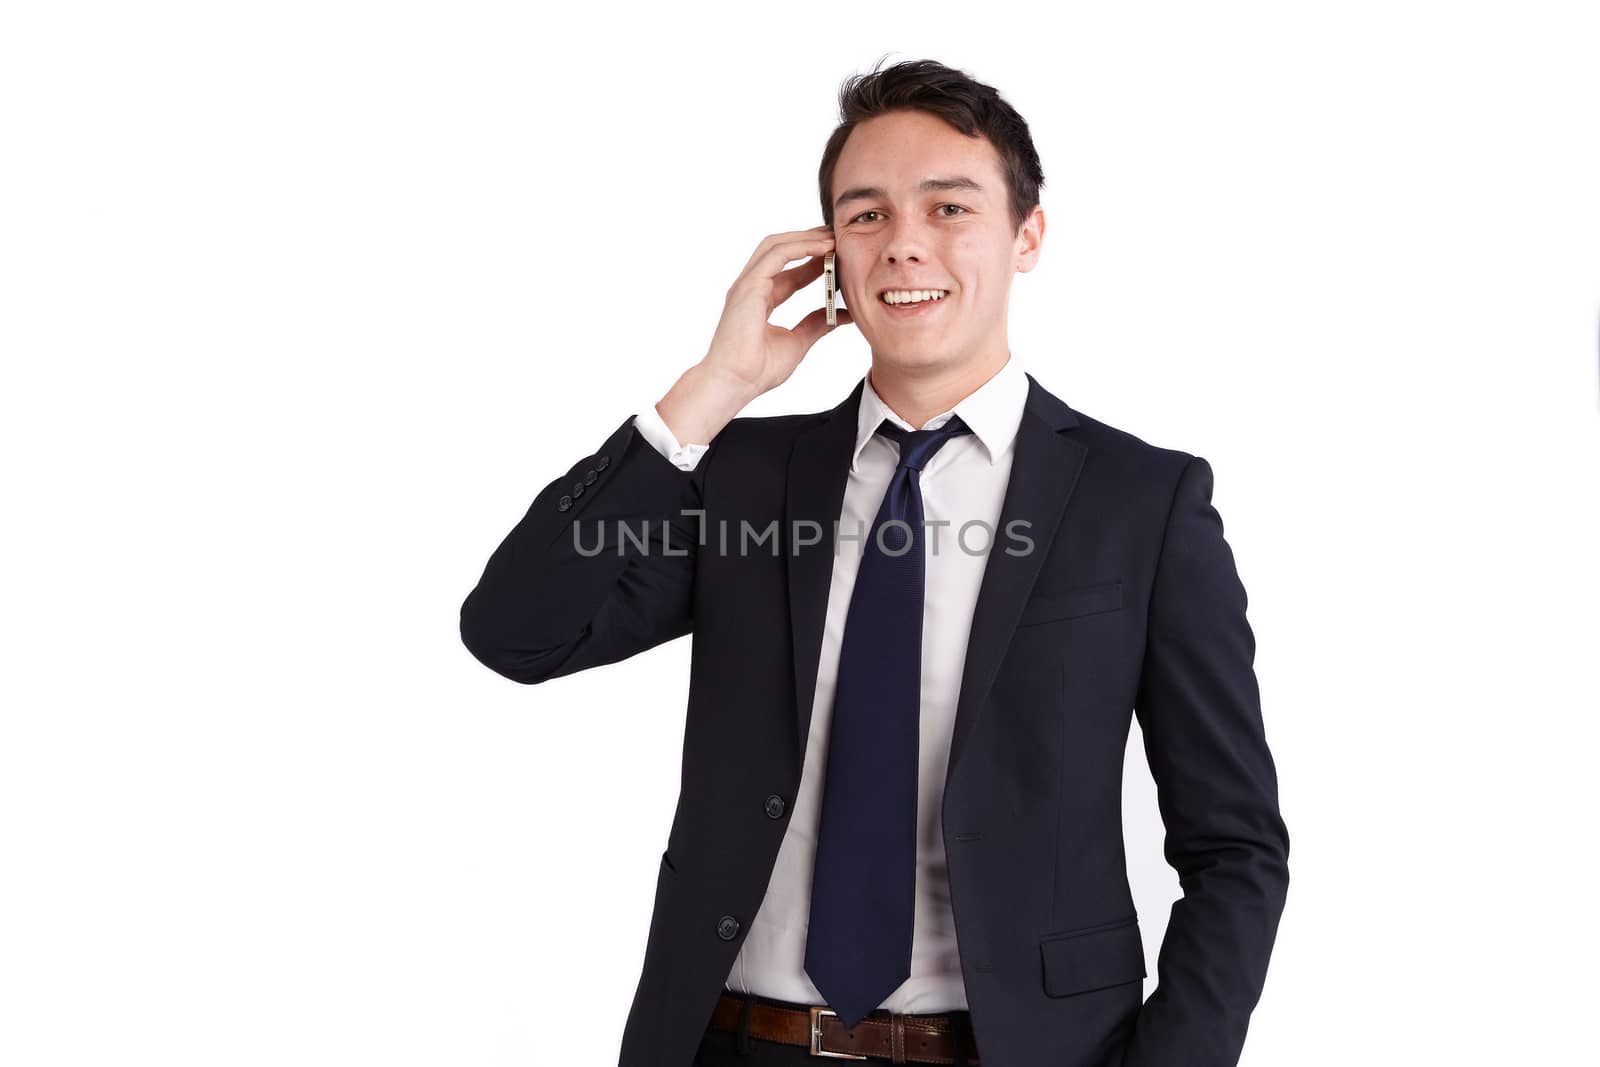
[875,414,974,472]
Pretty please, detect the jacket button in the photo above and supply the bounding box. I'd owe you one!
[595,455,610,471]
[716,915,741,941]
[557,495,573,511]
[584,468,598,485]
[572,482,585,498]
[764,795,786,819]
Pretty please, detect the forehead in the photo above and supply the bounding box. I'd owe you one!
[832,110,1004,198]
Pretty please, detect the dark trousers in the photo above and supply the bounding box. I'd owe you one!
[694,989,978,1066]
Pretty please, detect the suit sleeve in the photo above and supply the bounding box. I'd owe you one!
[459,412,714,685]
[1123,455,1291,1066]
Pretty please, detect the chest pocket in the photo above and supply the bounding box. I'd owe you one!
[1015,579,1123,628]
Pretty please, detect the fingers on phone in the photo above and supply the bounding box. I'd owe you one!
[774,236,834,271]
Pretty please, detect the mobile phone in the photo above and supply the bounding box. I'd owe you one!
[824,251,841,326]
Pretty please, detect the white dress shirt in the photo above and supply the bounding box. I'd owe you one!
[631,353,1029,1013]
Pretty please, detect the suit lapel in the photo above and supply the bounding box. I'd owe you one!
[785,380,864,764]
[783,372,1085,780]
[945,374,1084,783]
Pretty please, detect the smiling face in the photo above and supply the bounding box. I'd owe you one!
[829,109,1044,378]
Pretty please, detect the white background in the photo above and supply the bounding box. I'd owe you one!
[4,2,1598,1063]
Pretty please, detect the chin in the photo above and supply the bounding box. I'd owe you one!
[872,342,962,372]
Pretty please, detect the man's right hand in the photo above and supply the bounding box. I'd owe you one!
[655,225,856,447]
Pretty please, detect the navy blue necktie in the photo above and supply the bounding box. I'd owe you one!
[804,413,975,1029]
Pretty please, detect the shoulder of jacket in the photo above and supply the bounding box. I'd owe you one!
[1063,406,1197,475]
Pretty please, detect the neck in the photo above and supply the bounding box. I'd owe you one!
[868,349,1011,429]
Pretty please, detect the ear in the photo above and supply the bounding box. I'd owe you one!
[1014,203,1046,274]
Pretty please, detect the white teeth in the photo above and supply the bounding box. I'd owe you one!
[881,289,948,305]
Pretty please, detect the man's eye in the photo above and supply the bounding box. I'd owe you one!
[849,205,968,224]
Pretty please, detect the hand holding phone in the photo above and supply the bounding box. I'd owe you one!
[699,225,852,400]
[659,226,853,446]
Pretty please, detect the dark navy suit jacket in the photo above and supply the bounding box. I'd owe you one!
[460,372,1290,1066]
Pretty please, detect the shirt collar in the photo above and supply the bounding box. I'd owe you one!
[850,352,1029,474]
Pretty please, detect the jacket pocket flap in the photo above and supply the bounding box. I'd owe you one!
[1039,918,1146,997]
[1016,580,1124,628]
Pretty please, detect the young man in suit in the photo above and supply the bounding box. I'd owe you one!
[461,57,1289,1067]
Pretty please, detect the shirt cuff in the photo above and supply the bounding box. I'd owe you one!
[634,404,711,472]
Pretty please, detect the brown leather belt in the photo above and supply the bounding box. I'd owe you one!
[708,991,981,1063]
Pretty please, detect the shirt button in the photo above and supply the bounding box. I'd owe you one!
[716,916,741,941]
[764,795,786,819]
[557,495,573,512]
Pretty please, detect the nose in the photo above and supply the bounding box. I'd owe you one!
[881,215,930,268]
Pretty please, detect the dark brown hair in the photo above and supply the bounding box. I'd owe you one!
[818,56,1045,236]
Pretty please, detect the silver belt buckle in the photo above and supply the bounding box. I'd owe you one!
[808,1007,868,1059]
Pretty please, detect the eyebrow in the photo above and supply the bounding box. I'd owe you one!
[833,175,986,210]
